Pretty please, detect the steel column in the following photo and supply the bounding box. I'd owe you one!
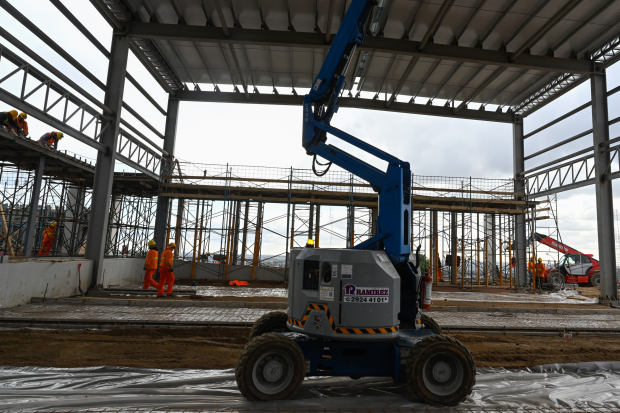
[315,205,321,248]
[431,210,438,284]
[590,70,618,301]
[174,200,184,258]
[241,202,249,265]
[513,119,527,286]
[23,155,45,256]
[85,33,129,286]
[451,212,457,284]
[308,204,315,240]
[154,97,180,254]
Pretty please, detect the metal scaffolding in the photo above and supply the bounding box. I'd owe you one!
[0,0,619,301]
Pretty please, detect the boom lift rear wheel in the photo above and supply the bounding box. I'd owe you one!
[421,314,442,334]
[248,311,289,340]
[236,333,305,401]
[406,334,475,406]
[590,272,601,287]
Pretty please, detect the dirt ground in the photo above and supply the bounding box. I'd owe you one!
[453,333,620,368]
[1,328,619,370]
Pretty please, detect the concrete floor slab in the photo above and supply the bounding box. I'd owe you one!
[1,303,618,330]
[0,303,279,325]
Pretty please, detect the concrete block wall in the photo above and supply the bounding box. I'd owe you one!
[0,257,284,307]
[0,259,93,307]
[0,258,144,307]
[101,258,145,286]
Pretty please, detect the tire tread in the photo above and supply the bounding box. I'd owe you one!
[248,311,289,340]
[406,334,476,406]
[236,333,305,401]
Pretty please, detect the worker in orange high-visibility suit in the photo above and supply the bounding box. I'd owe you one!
[535,258,547,289]
[143,240,160,290]
[528,257,535,274]
[39,222,57,256]
[157,242,176,297]
[12,112,28,136]
[39,131,63,150]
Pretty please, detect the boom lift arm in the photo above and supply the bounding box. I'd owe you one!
[302,0,418,323]
[234,2,477,404]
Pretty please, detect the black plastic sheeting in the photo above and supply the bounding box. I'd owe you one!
[1,362,620,411]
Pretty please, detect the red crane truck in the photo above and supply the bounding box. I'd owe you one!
[533,233,600,288]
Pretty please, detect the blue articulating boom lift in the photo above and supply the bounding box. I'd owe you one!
[235,0,475,406]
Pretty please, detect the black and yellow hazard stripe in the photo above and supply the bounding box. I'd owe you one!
[288,304,398,335]
[333,326,398,334]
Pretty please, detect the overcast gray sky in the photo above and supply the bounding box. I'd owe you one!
[1,0,619,260]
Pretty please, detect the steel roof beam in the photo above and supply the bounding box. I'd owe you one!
[411,60,441,102]
[49,0,167,115]
[127,23,593,74]
[446,64,486,107]
[452,0,486,45]
[478,0,518,47]
[325,0,336,43]
[386,56,419,107]
[0,0,105,90]
[427,61,464,104]
[503,0,552,49]
[454,67,506,113]
[480,69,527,108]
[510,0,583,61]
[418,0,454,50]
[0,30,114,117]
[178,90,514,123]
[550,0,615,55]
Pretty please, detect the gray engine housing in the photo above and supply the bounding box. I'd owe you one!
[287,247,400,341]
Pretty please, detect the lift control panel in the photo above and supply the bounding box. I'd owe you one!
[303,260,320,291]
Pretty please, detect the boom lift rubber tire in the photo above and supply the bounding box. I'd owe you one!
[406,334,475,406]
[590,272,601,287]
[236,333,305,401]
[547,272,565,290]
[248,311,289,340]
[421,314,442,334]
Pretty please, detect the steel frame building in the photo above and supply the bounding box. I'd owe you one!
[0,0,619,300]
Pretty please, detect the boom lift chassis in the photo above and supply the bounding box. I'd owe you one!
[235,0,476,406]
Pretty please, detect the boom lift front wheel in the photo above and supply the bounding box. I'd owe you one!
[236,333,306,401]
[406,334,476,406]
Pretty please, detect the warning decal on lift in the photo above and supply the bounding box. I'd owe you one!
[343,284,389,303]
[320,286,334,301]
[341,264,353,279]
